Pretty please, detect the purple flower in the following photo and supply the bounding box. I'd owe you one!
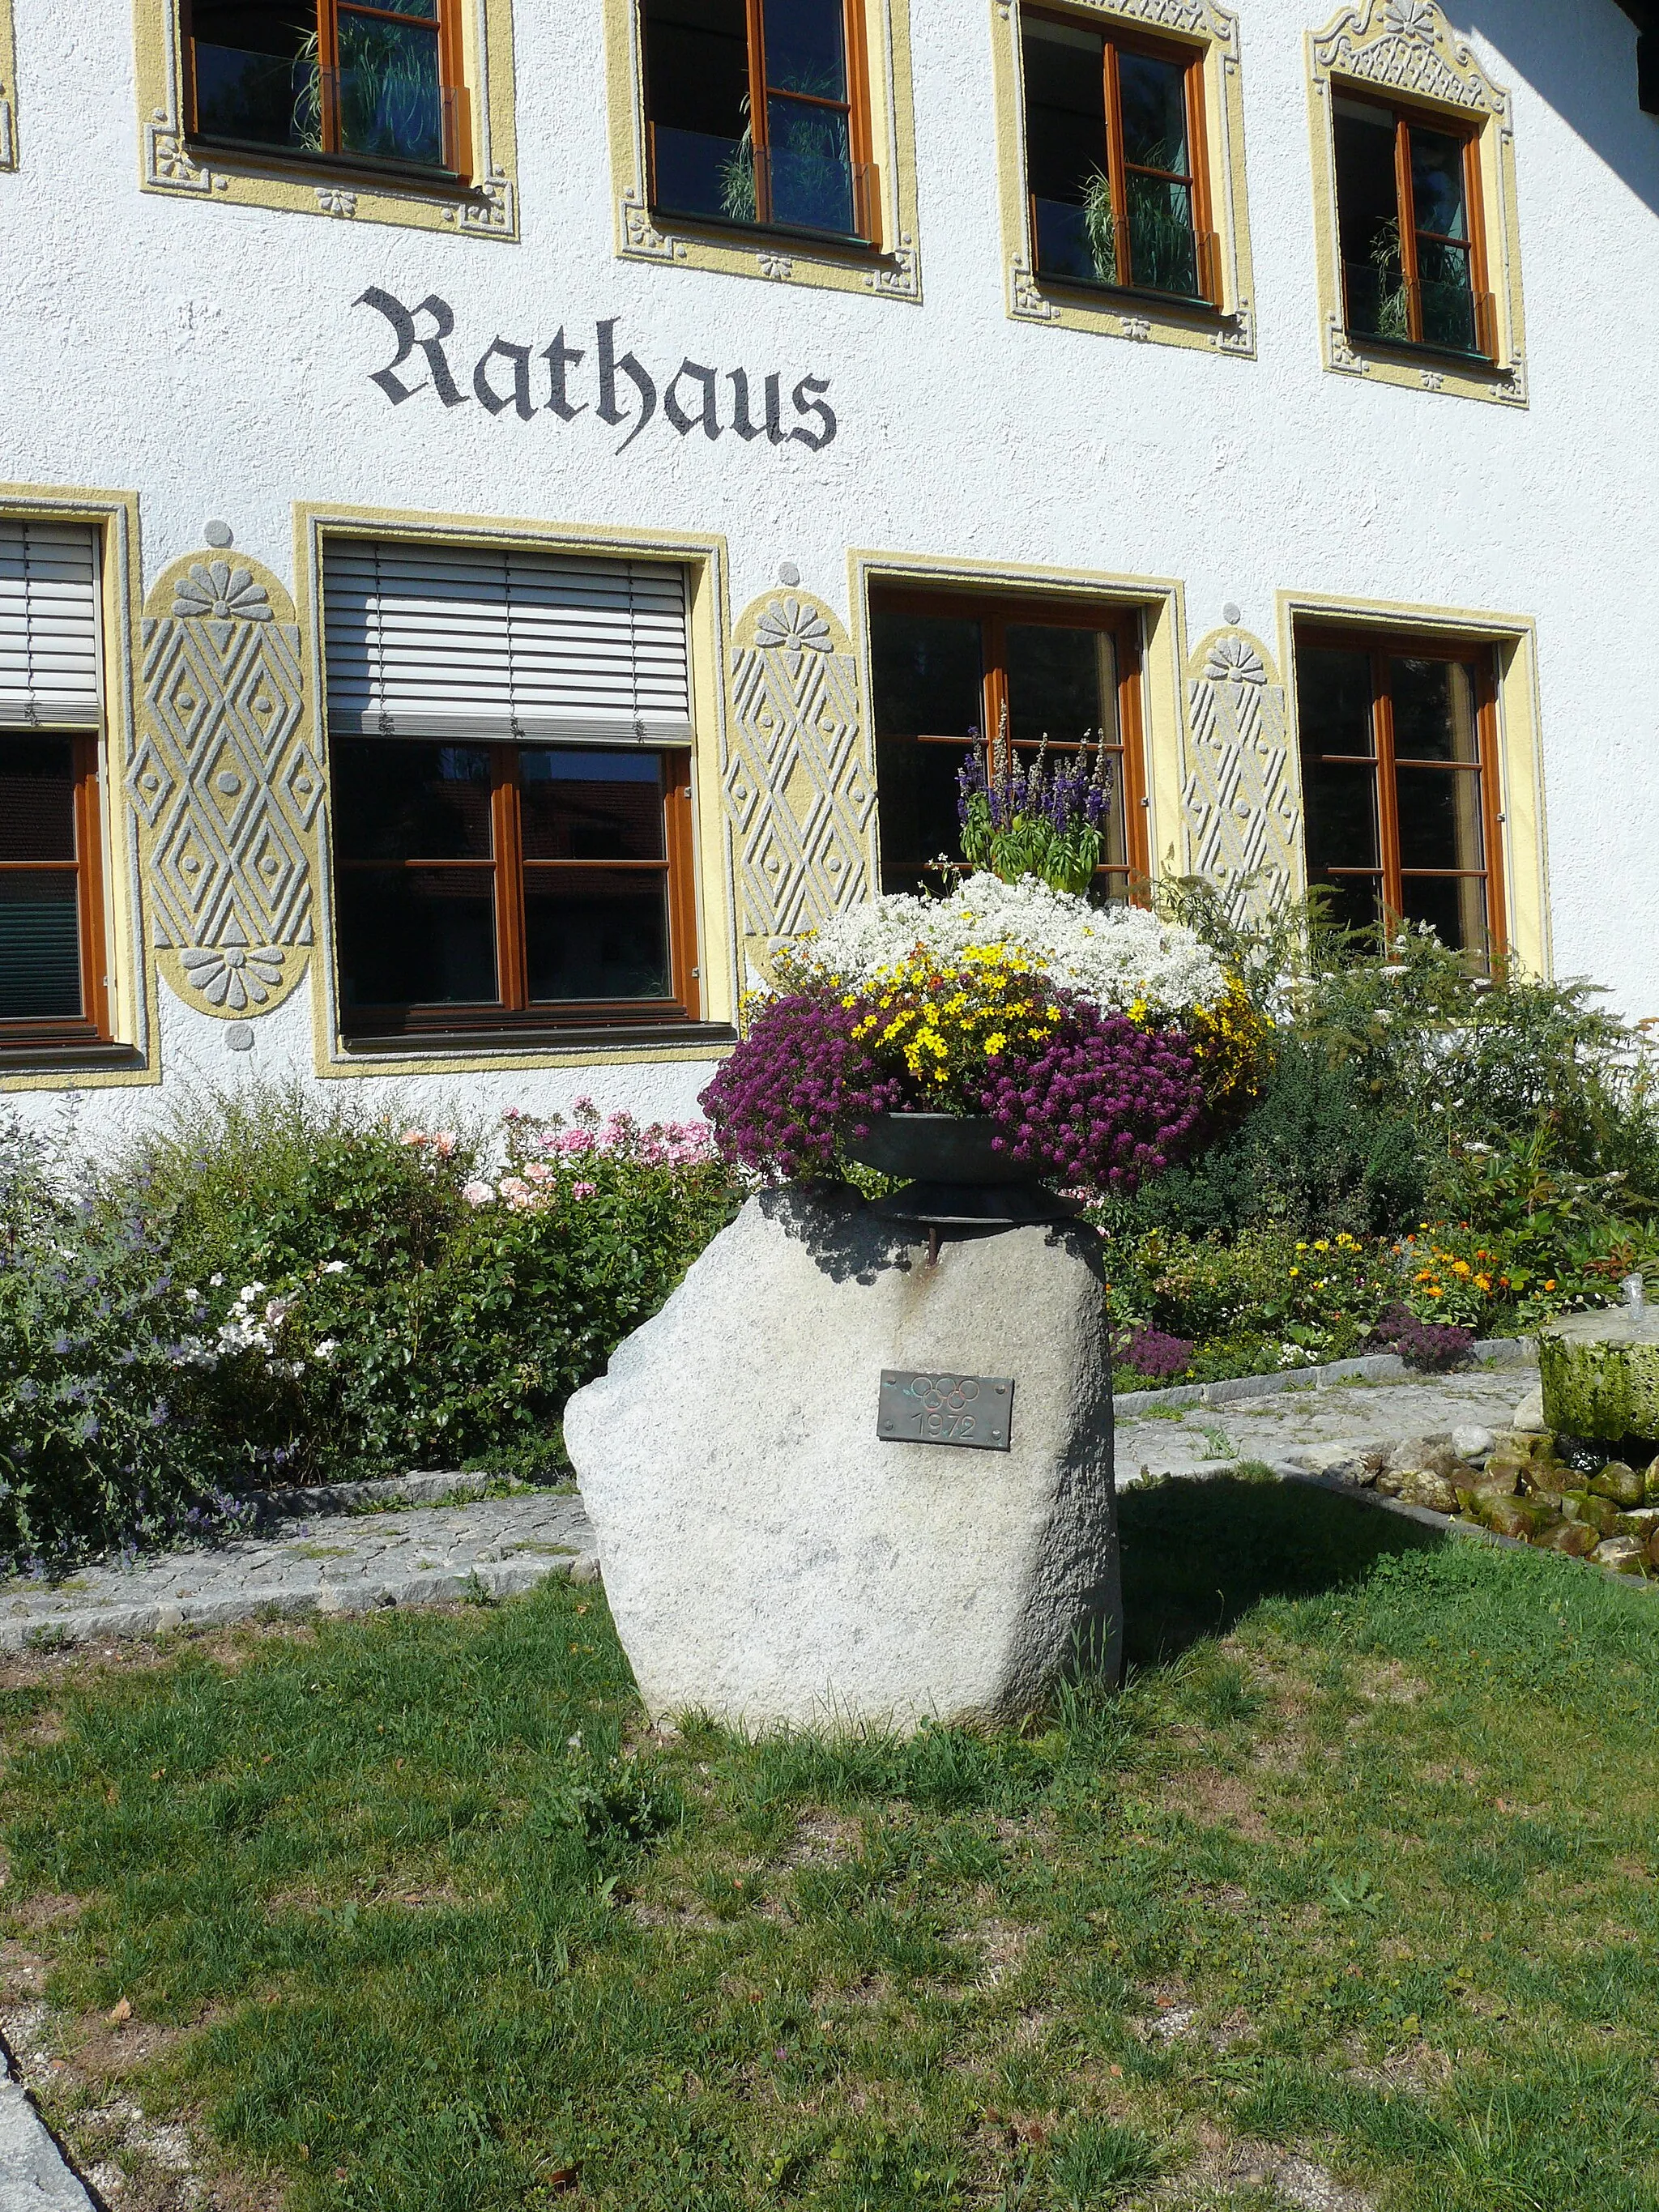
[1117,1326,1196,1380]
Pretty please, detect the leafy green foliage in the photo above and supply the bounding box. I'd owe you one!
[0,1088,736,1553]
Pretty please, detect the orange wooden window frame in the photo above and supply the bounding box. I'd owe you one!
[182,0,471,178]
[1294,627,1507,961]
[0,731,111,1047]
[868,586,1151,897]
[331,741,701,1036]
[1336,96,1491,358]
[644,0,877,246]
[1023,11,1218,307]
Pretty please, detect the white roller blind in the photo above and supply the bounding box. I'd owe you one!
[0,521,102,731]
[323,538,693,745]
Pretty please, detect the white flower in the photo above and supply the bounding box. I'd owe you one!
[314,1338,340,1362]
[462,1178,495,1207]
[783,873,1223,1015]
[182,1287,200,1304]
[264,1297,292,1327]
[322,1259,348,1275]
[209,1272,224,1288]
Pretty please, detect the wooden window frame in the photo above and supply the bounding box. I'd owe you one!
[331,739,702,1039]
[643,0,879,248]
[869,586,1150,898]
[1294,626,1506,962]
[1023,11,1218,309]
[1334,95,1494,362]
[181,0,473,182]
[0,731,112,1049]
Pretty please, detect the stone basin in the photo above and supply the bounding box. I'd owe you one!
[1537,1306,1659,1443]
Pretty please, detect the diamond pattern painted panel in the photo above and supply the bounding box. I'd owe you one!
[132,556,316,1016]
[725,595,875,961]
[1183,632,1302,919]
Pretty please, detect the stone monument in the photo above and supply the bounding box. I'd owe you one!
[563,1185,1120,1734]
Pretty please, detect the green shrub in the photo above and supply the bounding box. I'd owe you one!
[126,1092,735,1486]
[0,1089,737,1559]
[0,1116,262,1569]
[1123,1034,1428,1238]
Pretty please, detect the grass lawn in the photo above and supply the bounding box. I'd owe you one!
[2,1475,1657,2212]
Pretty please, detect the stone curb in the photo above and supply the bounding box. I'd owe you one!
[247,1468,540,1519]
[0,1552,601,1654]
[1117,1337,1533,1416]
[0,2032,94,2210]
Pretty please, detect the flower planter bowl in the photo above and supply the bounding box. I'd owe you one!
[846,1112,1081,1229]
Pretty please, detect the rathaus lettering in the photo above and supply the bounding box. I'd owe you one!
[354,289,838,454]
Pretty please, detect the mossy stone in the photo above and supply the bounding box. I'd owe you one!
[1539,1310,1659,1442]
[1536,1519,1600,1558]
[1562,1490,1621,1535]
[1589,1461,1645,1507]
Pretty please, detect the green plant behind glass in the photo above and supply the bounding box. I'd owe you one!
[1080,148,1196,295]
[291,20,441,164]
[719,94,757,223]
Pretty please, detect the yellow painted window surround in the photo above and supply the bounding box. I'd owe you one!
[138,0,519,237]
[1307,0,1527,405]
[606,0,923,300]
[993,0,1256,356]
[0,0,15,171]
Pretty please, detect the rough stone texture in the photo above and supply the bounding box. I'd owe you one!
[1452,1424,1495,1461]
[1539,1310,1659,1439]
[565,1188,1119,1733]
[1512,1384,1548,1433]
[0,2052,92,2210]
[0,1493,594,1652]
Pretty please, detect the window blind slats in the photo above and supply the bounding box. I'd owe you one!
[323,539,694,744]
[0,522,102,731]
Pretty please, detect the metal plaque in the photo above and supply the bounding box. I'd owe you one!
[879,1370,1013,1451]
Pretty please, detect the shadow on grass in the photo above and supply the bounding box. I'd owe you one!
[1119,1471,1445,1669]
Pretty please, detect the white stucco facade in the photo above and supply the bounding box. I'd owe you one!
[2,0,1657,1146]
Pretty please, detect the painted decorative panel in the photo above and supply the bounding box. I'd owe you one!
[131,552,319,1016]
[725,592,876,967]
[1183,629,1301,914]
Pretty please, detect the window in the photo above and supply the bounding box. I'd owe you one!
[1021,14,1214,304]
[184,0,464,173]
[1296,632,1503,961]
[0,523,109,1046]
[642,0,874,242]
[868,590,1146,898]
[322,541,701,1036]
[1333,96,1491,358]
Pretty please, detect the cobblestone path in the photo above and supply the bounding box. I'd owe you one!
[1116,1360,1537,1485]
[0,1487,597,1652]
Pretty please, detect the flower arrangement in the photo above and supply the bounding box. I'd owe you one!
[776,871,1225,1016]
[957,710,1111,894]
[703,875,1247,1194]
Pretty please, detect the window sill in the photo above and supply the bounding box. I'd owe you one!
[339,1021,738,1057]
[649,204,881,258]
[1341,326,1505,374]
[185,137,476,202]
[0,1038,142,1072]
[1034,270,1223,321]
